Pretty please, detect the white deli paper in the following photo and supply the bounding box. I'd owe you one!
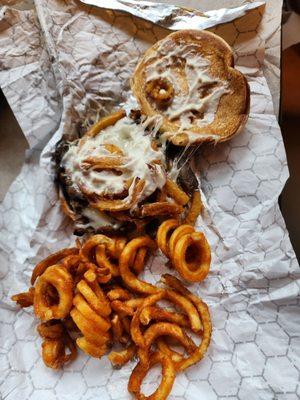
[0,1,299,399]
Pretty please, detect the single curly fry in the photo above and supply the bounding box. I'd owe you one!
[11,287,35,308]
[31,248,78,285]
[164,179,190,206]
[42,339,65,369]
[128,351,176,400]
[111,313,124,343]
[84,109,126,138]
[156,219,179,257]
[184,190,202,225]
[34,265,74,321]
[76,278,111,317]
[37,320,64,339]
[145,78,174,105]
[41,332,77,370]
[161,274,212,372]
[108,343,137,368]
[107,287,132,301]
[141,202,183,217]
[111,300,135,317]
[139,306,190,329]
[95,244,120,277]
[157,219,211,283]
[131,247,148,275]
[119,236,158,295]
[130,288,201,349]
[168,224,194,257]
[73,293,111,332]
[138,322,197,366]
[156,338,184,363]
[76,337,108,358]
[90,179,145,212]
[172,232,211,282]
[80,234,114,263]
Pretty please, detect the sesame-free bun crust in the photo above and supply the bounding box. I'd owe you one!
[131,29,250,146]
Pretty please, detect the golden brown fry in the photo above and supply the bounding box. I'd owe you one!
[107,287,132,301]
[11,287,35,308]
[31,248,78,285]
[168,224,194,257]
[173,231,211,282]
[156,219,179,258]
[165,179,190,206]
[41,331,77,370]
[145,77,174,104]
[128,351,175,400]
[61,255,81,275]
[73,293,111,332]
[138,322,196,365]
[82,156,129,172]
[131,247,147,275]
[130,289,201,350]
[91,179,145,212]
[124,298,145,309]
[119,236,158,295]
[161,274,212,372]
[76,279,111,317]
[95,245,120,277]
[185,190,202,225]
[103,143,124,156]
[139,306,190,329]
[60,195,76,221]
[80,234,114,263]
[37,321,64,339]
[157,338,185,363]
[111,300,135,317]
[141,201,183,217]
[157,219,211,283]
[111,313,124,343]
[84,110,126,138]
[108,343,136,368]
[34,265,73,321]
[70,308,110,344]
[42,339,66,369]
[76,337,108,358]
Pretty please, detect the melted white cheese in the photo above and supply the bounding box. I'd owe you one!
[145,41,230,135]
[62,116,166,202]
[79,207,121,231]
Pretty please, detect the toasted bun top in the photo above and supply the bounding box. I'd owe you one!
[131,29,250,146]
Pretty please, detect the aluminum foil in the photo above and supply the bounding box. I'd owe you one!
[79,0,265,30]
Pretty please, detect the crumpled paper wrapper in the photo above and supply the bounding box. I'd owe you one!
[0,0,299,399]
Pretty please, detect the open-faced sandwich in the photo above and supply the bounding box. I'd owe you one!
[55,110,200,235]
[132,29,250,146]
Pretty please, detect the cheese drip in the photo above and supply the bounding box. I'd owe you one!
[145,41,230,142]
[62,116,166,203]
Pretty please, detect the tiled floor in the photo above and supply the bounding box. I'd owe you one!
[0,45,299,261]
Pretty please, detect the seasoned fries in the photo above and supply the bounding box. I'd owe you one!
[12,229,212,400]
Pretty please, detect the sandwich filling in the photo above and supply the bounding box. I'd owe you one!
[60,116,167,231]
